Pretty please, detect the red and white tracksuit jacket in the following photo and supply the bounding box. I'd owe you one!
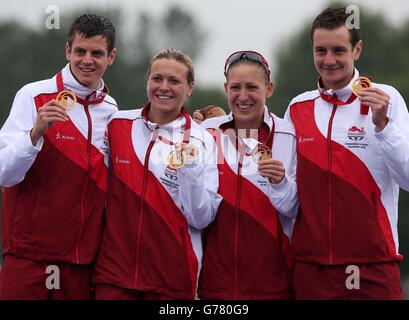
[0,64,117,264]
[285,69,409,265]
[198,107,299,300]
[93,106,222,299]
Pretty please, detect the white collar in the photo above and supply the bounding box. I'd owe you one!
[318,68,360,102]
[61,63,106,100]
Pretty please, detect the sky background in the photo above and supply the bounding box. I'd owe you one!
[1,0,409,87]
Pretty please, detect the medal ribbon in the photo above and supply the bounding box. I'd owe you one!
[226,112,275,160]
[320,91,369,115]
[141,104,191,145]
[56,72,109,106]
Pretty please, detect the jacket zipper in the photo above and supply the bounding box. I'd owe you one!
[327,104,337,265]
[233,153,244,300]
[75,104,93,264]
[133,137,156,288]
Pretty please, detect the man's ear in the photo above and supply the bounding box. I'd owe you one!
[65,42,71,61]
[353,40,363,61]
[108,48,117,66]
[266,81,274,98]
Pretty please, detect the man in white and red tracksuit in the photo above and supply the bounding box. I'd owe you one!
[0,14,117,299]
[285,7,409,299]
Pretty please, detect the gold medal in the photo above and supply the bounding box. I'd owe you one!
[56,90,77,111]
[167,149,187,169]
[352,76,372,96]
[252,145,272,163]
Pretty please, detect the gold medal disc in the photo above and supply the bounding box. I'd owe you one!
[252,145,272,163]
[57,90,77,111]
[167,149,187,169]
[352,76,372,96]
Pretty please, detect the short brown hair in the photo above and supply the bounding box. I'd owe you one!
[68,14,116,54]
[147,48,195,84]
[311,7,361,48]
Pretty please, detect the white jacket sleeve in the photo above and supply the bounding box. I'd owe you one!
[0,86,43,187]
[266,130,299,218]
[177,131,222,230]
[375,89,409,192]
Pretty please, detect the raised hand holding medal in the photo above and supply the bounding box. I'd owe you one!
[167,146,187,170]
[167,142,199,170]
[352,76,372,97]
[164,108,199,170]
[251,114,285,184]
[353,76,391,131]
[29,94,70,146]
[252,144,272,163]
[253,142,285,184]
[56,90,77,111]
[258,156,286,184]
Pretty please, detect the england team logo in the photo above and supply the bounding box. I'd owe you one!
[347,126,366,141]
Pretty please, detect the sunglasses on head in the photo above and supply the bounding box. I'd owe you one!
[224,50,271,82]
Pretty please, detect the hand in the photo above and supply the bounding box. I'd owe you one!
[175,142,199,163]
[193,109,204,124]
[30,99,68,145]
[258,159,285,184]
[359,87,390,132]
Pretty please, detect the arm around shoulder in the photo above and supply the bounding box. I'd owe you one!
[177,128,222,229]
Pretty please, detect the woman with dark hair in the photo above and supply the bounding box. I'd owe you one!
[196,51,298,300]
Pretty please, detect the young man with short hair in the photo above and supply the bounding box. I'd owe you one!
[285,7,409,299]
[0,13,117,300]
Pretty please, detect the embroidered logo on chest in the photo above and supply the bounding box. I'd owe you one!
[164,166,178,181]
[160,166,180,189]
[345,126,369,149]
[347,126,366,141]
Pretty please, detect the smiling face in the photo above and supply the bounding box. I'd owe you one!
[225,62,273,129]
[313,26,362,90]
[147,58,193,124]
[65,33,116,89]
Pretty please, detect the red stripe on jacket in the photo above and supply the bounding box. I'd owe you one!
[2,92,107,264]
[199,130,293,300]
[94,119,198,299]
[290,99,400,265]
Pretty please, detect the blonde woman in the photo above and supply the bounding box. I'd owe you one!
[93,49,222,300]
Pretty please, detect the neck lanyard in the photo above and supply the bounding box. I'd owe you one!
[318,75,371,115]
[320,91,369,115]
[226,112,275,161]
[141,103,191,145]
[319,91,357,106]
[142,105,193,170]
[56,72,108,106]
